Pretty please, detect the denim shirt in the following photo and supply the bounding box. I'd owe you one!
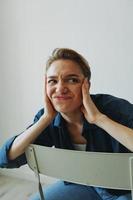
[0,94,133,194]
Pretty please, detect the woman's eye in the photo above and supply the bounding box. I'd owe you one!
[67,78,80,83]
[47,80,57,85]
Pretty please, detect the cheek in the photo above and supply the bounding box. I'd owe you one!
[74,86,82,99]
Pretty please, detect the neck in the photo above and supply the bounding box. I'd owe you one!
[61,110,83,125]
[61,111,87,144]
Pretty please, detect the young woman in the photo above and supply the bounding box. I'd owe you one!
[0,48,133,200]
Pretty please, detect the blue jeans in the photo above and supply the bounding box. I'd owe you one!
[29,181,131,200]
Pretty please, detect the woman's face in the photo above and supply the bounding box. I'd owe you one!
[46,59,86,114]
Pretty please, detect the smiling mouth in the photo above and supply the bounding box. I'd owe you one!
[53,96,72,100]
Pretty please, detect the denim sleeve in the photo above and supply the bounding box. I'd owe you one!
[0,135,27,168]
[100,95,133,128]
[0,108,48,169]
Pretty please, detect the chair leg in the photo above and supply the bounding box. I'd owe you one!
[38,182,45,200]
[129,157,133,200]
[28,146,45,200]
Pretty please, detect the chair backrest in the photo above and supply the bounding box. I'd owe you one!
[25,144,133,199]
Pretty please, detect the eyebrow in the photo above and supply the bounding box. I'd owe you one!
[47,74,81,79]
[65,74,81,78]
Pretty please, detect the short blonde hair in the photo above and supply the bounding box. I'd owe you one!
[46,48,91,81]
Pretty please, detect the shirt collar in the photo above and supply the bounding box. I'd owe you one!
[54,113,64,127]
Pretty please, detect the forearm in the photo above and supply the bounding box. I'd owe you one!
[95,114,133,152]
[9,115,51,160]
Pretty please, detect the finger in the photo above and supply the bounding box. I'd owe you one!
[43,76,47,96]
[84,78,90,90]
[43,76,49,107]
[82,78,88,95]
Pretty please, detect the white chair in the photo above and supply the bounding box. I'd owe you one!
[25,144,133,200]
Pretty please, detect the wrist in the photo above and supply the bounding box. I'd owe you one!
[40,114,54,124]
[94,114,108,127]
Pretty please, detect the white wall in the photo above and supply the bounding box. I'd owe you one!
[0,0,133,177]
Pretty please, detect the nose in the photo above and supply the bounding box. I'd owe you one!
[56,80,68,94]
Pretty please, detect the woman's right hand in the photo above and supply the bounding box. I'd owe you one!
[43,76,57,122]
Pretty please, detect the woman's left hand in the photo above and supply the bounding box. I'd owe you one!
[81,78,103,124]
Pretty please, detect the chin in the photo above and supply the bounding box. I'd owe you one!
[54,106,79,114]
[54,105,69,112]
[55,108,71,114]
